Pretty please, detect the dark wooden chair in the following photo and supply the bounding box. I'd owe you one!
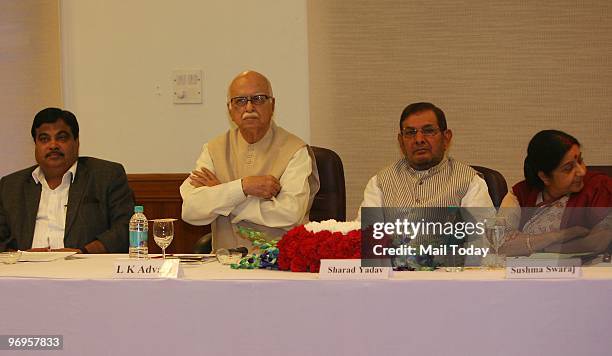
[471,165,508,208]
[309,146,346,221]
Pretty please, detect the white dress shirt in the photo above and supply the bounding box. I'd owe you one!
[31,162,78,249]
[180,144,312,229]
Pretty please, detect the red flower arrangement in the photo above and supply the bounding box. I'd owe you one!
[277,225,361,273]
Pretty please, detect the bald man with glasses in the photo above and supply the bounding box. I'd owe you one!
[180,70,319,250]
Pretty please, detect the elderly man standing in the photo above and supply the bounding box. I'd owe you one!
[181,70,319,250]
[0,108,134,253]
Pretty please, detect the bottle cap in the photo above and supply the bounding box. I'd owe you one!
[134,205,144,213]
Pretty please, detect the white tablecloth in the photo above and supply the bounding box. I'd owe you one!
[2,255,612,356]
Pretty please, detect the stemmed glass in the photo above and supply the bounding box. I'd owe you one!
[152,219,176,259]
[484,217,507,269]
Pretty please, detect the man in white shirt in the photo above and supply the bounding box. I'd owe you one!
[358,102,494,216]
[0,108,134,253]
[180,71,319,250]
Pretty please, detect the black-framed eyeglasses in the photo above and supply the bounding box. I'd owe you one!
[400,126,442,138]
[229,94,272,107]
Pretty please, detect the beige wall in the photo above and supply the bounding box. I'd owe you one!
[61,0,310,173]
[0,0,62,177]
[3,1,610,221]
[308,0,612,219]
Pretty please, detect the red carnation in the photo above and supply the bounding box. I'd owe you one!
[278,226,362,273]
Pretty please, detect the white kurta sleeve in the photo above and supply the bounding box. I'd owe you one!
[180,144,248,225]
[230,147,312,229]
[461,174,496,226]
[354,175,383,221]
[461,175,494,208]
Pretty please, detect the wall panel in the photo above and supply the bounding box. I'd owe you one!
[308,0,612,218]
[0,0,62,177]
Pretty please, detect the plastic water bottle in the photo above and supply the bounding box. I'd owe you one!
[129,205,148,258]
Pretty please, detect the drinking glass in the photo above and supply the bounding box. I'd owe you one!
[152,219,175,259]
[483,217,507,269]
[215,248,244,265]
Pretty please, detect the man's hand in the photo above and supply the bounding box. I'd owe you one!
[241,175,281,199]
[189,168,221,188]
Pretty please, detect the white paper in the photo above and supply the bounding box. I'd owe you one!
[506,258,582,279]
[113,259,181,279]
[319,259,391,280]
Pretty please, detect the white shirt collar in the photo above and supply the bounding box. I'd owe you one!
[32,161,79,185]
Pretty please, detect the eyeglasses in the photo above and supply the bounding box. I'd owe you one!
[229,94,272,107]
[400,126,442,138]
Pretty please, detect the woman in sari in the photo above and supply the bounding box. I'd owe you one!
[499,130,611,256]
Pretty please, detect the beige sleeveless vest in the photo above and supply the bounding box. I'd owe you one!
[377,156,476,207]
[207,122,319,250]
[376,156,477,247]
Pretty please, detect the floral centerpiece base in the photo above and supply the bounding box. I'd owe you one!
[277,220,361,273]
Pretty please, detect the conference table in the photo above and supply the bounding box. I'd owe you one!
[2,254,611,356]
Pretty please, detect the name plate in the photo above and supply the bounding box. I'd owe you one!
[319,259,391,280]
[506,258,581,279]
[113,259,182,279]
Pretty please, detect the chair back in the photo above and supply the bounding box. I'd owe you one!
[471,166,508,208]
[588,165,612,177]
[309,146,346,221]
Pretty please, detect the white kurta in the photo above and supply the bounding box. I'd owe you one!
[180,144,312,230]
